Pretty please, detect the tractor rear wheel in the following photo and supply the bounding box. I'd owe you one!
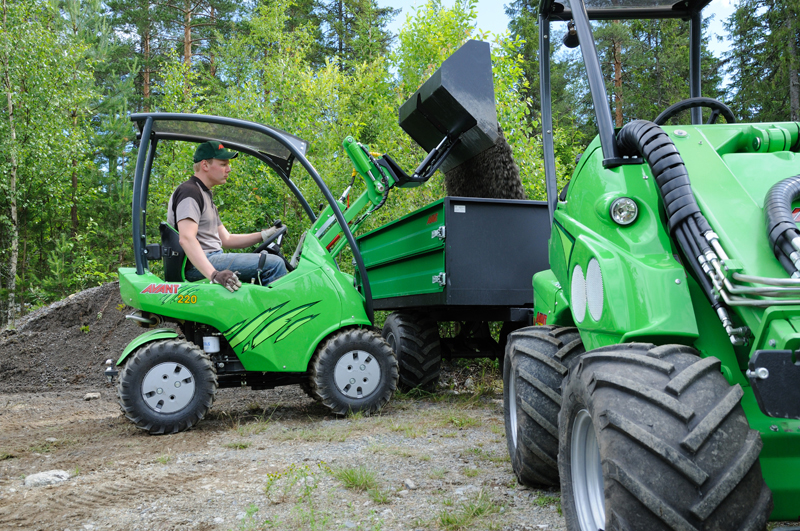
[117,339,217,434]
[559,344,773,531]
[503,325,584,487]
[310,328,398,415]
[382,312,442,391]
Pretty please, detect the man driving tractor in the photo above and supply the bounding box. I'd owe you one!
[167,141,287,292]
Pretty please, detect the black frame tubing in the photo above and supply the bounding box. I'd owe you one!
[690,9,703,125]
[568,0,619,165]
[539,14,559,224]
[132,116,153,275]
[140,137,159,244]
[129,113,375,323]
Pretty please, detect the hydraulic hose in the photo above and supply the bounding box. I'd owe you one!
[617,120,722,310]
[763,176,800,277]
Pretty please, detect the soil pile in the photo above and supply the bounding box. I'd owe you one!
[0,282,158,393]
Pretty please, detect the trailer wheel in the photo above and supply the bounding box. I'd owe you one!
[311,328,398,415]
[503,326,584,486]
[559,344,773,531]
[382,312,442,391]
[117,339,217,435]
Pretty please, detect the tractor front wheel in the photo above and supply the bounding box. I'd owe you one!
[559,344,773,531]
[117,339,217,434]
[310,328,398,415]
[503,325,584,487]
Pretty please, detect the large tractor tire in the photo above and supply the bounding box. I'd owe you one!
[503,325,584,487]
[382,312,442,391]
[558,343,773,531]
[310,328,398,415]
[117,339,217,435]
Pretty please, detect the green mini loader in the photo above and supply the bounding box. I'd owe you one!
[501,1,800,529]
[108,51,509,434]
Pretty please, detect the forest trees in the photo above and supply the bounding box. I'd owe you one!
[725,0,800,122]
[0,0,798,327]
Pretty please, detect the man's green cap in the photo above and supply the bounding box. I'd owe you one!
[193,141,239,163]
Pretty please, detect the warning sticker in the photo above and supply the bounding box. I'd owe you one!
[793,208,800,222]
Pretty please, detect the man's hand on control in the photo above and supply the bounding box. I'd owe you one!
[211,269,242,292]
[260,226,279,242]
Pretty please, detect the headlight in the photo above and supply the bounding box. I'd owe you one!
[610,197,638,226]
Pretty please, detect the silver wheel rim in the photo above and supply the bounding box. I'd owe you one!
[334,350,381,399]
[385,332,396,353]
[141,362,196,414]
[571,409,605,530]
[508,366,518,448]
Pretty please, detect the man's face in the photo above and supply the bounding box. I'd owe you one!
[202,158,231,186]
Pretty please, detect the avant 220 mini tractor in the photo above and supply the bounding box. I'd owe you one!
[501,1,800,530]
[107,61,504,435]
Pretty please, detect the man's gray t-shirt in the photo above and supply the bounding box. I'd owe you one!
[167,176,223,253]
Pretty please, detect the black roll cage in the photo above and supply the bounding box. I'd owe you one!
[130,112,375,323]
[538,0,712,223]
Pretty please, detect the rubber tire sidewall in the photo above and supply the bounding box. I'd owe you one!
[503,325,584,487]
[382,312,442,391]
[559,344,772,531]
[117,339,217,435]
[312,328,398,415]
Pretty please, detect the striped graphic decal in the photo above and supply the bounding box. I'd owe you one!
[224,301,321,352]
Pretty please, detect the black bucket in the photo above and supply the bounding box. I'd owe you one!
[398,40,498,174]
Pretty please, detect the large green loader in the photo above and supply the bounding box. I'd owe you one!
[502,1,800,529]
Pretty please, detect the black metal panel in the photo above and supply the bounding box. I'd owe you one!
[444,197,550,307]
[539,0,713,19]
[749,350,800,419]
[398,40,498,174]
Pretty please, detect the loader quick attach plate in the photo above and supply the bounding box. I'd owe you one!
[749,349,800,420]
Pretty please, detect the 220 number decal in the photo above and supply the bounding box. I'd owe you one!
[176,294,197,304]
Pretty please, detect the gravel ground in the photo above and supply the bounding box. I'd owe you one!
[0,385,566,531]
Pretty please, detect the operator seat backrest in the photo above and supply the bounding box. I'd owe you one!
[160,222,189,282]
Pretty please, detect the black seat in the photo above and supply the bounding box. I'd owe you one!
[159,222,189,282]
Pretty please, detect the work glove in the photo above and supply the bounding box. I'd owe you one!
[210,269,242,293]
[261,226,281,242]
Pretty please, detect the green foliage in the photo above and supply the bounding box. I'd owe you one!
[331,464,379,492]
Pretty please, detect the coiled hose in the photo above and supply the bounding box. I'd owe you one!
[764,176,800,277]
[616,120,721,311]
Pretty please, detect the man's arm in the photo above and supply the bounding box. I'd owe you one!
[218,224,262,249]
[178,219,218,279]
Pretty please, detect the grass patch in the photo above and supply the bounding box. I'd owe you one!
[368,488,391,504]
[437,489,498,530]
[271,425,353,443]
[155,454,172,465]
[464,447,510,463]
[428,468,448,480]
[463,467,480,478]
[332,465,379,492]
[224,441,252,450]
[389,420,425,438]
[237,420,270,437]
[0,452,15,460]
[534,494,562,515]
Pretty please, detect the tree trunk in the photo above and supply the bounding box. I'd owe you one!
[788,17,799,121]
[2,0,18,328]
[71,111,78,236]
[613,35,623,127]
[209,4,216,77]
[143,16,151,112]
[183,0,192,65]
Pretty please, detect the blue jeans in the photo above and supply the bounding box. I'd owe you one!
[186,250,287,286]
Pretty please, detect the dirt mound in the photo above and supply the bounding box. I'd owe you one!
[0,282,160,393]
